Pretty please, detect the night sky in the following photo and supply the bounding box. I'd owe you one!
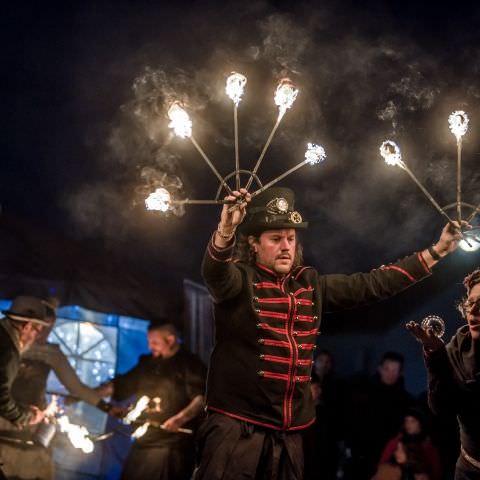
[3,0,479,330]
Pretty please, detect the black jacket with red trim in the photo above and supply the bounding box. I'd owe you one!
[202,233,431,431]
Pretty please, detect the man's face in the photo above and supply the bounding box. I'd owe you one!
[250,229,296,275]
[147,330,175,358]
[465,283,480,340]
[378,359,402,386]
[19,322,44,350]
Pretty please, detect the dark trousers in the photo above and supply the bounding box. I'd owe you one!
[193,412,304,480]
[120,442,194,480]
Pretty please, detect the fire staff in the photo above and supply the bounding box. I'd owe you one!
[195,186,465,480]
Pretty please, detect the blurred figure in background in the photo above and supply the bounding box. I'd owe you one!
[377,408,442,480]
[0,296,50,479]
[96,322,206,480]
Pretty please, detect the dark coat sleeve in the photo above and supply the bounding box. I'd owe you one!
[322,252,431,312]
[424,346,458,416]
[0,347,31,426]
[201,233,243,303]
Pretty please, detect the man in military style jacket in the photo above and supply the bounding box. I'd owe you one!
[196,186,464,480]
[407,269,480,479]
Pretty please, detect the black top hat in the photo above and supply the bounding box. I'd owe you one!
[240,187,308,235]
[2,296,52,326]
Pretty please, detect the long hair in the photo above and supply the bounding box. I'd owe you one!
[234,231,304,267]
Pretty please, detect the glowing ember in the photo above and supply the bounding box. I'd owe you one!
[168,102,192,138]
[380,140,402,166]
[305,143,326,165]
[226,72,247,106]
[448,110,469,140]
[145,188,171,212]
[274,78,298,120]
[57,415,94,454]
[132,422,150,439]
[124,395,150,424]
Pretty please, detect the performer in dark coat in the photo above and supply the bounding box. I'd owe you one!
[0,296,51,479]
[407,269,480,479]
[196,186,464,480]
[96,322,206,480]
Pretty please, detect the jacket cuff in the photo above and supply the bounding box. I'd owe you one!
[207,232,235,263]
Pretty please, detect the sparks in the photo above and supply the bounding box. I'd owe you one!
[57,415,94,454]
[274,78,298,120]
[380,140,402,167]
[168,102,192,138]
[305,143,326,165]
[448,110,469,140]
[226,72,247,106]
[145,188,171,212]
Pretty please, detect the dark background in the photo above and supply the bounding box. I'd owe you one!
[2,0,479,332]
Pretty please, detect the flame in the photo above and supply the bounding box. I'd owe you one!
[448,110,469,140]
[226,72,247,106]
[57,415,94,454]
[124,395,150,424]
[132,422,150,439]
[380,140,402,166]
[168,102,192,138]
[145,188,171,212]
[274,78,298,120]
[305,143,326,165]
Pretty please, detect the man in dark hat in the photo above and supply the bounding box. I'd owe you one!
[96,322,207,480]
[196,187,464,480]
[0,296,51,427]
[407,269,480,479]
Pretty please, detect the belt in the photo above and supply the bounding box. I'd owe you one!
[461,446,480,470]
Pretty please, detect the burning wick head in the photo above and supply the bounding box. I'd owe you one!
[145,188,171,212]
[226,72,247,106]
[124,395,150,424]
[57,415,94,454]
[380,140,403,167]
[305,143,326,165]
[448,110,469,141]
[168,102,192,138]
[274,78,299,121]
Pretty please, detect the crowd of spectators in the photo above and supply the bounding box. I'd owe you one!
[303,349,459,480]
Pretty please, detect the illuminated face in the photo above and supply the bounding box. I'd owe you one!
[250,229,296,275]
[404,415,421,435]
[147,330,175,358]
[378,359,402,386]
[465,283,480,340]
[20,322,45,350]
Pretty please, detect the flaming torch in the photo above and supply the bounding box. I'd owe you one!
[251,142,326,198]
[57,415,94,454]
[245,79,299,191]
[226,72,247,190]
[380,140,469,242]
[168,102,233,195]
[448,111,469,224]
[145,187,236,212]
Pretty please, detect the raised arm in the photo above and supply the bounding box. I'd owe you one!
[201,189,250,303]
